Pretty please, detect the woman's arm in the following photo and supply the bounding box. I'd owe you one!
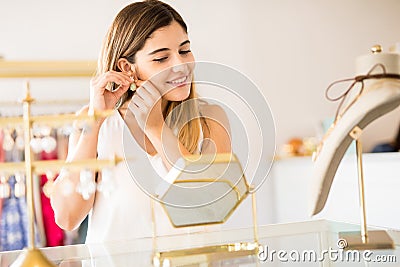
[50,106,100,231]
[50,71,132,231]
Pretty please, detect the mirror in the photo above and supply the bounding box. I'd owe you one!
[159,153,249,227]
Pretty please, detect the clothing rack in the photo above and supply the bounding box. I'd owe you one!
[0,59,96,118]
[0,60,97,78]
[0,60,118,266]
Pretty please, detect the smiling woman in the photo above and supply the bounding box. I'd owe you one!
[50,0,231,244]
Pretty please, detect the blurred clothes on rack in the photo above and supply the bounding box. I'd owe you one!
[0,124,88,250]
[0,144,31,251]
[0,130,4,220]
[0,175,29,251]
[39,149,64,247]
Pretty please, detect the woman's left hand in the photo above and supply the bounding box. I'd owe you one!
[129,80,164,134]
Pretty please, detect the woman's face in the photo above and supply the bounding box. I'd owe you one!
[134,20,195,101]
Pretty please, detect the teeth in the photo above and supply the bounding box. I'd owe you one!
[170,76,186,84]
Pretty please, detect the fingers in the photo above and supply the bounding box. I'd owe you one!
[89,71,135,112]
[136,79,161,98]
[130,81,160,112]
[92,71,133,92]
[135,86,158,106]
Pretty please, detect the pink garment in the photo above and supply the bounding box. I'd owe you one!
[39,149,64,247]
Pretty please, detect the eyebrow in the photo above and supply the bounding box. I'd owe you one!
[148,40,190,55]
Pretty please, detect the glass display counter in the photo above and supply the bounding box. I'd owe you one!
[1,219,399,266]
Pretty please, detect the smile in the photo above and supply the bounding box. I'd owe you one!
[167,76,189,86]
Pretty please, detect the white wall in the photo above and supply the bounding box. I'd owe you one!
[1,0,399,150]
[268,153,400,230]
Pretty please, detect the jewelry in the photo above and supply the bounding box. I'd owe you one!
[96,168,115,198]
[40,125,57,153]
[30,137,42,153]
[2,128,15,151]
[41,135,57,153]
[15,126,25,150]
[130,79,137,92]
[30,124,43,153]
[58,169,74,196]
[43,171,55,198]
[14,172,26,198]
[76,169,96,200]
[0,173,11,198]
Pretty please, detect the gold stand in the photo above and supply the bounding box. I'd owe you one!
[153,242,259,267]
[153,182,259,266]
[10,248,56,267]
[0,83,116,266]
[152,154,259,266]
[339,126,394,250]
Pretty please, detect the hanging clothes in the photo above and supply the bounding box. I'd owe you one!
[0,132,41,251]
[0,129,4,243]
[0,175,29,251]
[40,144,64,247]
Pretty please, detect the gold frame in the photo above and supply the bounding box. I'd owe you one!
[153,153,259,266]
[159,153,250,228]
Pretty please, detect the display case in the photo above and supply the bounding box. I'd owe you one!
[0,219,398,266]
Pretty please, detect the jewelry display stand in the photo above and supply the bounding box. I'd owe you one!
[311,45,400,250]
[152,153,259,266]
[0,60,119,266]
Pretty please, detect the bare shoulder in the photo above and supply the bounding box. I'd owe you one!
[199,102,230,133]
[198,102,232,152]
[199,102,228,120]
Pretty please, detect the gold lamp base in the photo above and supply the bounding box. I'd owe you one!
[153,242,258,267]
[339,230,394,250]
[11,248,56,267]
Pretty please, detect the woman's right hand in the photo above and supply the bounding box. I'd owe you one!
[89,71,133,115]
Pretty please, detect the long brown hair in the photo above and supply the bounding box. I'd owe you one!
[97,0,201,153]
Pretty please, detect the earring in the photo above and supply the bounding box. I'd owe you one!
[43,171,55,198]
[76,169,96,200]
[30,124,43,153]
[14,172,26,198]
[0,173,11,198]
[96,168,115,198]
[130,83,137,92]
[40,125,57,153]
[2,128,15,151]
[128,69,137,92]
[15,126,25,150]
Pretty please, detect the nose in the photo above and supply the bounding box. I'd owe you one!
[170,53,188,73]
[172,63,185,72]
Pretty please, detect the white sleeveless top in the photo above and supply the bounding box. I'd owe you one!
[85,111,217,244]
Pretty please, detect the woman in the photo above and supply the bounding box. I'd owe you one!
[51,0,231,243]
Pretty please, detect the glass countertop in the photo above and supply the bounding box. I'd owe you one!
[1,219,399,266]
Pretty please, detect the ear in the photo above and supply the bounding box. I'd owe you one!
[117,58,135,75]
